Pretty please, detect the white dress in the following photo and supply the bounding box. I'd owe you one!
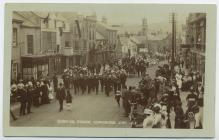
[175,74,182,89]
[143,115,154,128]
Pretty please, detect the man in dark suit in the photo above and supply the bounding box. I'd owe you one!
[56,83,66,112]
[26,81,34,114]
[17,81,26,116]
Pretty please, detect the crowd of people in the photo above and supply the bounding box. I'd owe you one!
[60,64,127,97]
[10,55,204,129]
[10,77,52,120]
[120,61,204,129]
[10,62,129,119]
[121,56,150,76]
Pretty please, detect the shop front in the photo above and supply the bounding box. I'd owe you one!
[21,55,49,80]
[21,54,66,80]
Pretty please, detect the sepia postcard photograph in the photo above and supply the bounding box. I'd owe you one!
[3,3,216,137]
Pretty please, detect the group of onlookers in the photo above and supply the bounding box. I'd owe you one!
[10,78,52,120]
[120,62,204,129]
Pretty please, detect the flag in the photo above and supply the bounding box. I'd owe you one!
[43,13,50,23]
[59,27,63,36]
[75,20,81,38]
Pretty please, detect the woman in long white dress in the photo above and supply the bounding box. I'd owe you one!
[175,73,183,89]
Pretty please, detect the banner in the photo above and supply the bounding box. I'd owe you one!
[75,20,81,38]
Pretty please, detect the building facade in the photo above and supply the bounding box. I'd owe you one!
[184,13,206,83]
[12,12,70,80]
[119,36,137,57]
[61,12,97,67]
[96,20,118,64]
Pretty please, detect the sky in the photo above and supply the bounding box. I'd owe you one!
[64,4,190,26]
[55,4,191,33]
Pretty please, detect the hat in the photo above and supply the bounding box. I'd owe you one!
[163,93,169,97]
[36,81,40,85]
[28,81,33,86]
[144,109,153,115]
[17,83,24,89]
[161,105,167,112]
[116,90,121,93]
[154,103,162,109]
[171,86,176,91]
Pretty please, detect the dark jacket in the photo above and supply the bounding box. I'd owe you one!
[17,88,27,102]
[66,93,72,103]
[56,87,66,100]
[53,76,58,87]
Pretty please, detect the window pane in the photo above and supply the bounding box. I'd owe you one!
[28,68,32,74]
[23,68,27,74]
[65,41,70,47]
[38,65,42,71]
[27,35,33,54]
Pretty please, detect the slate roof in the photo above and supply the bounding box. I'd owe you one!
[13,12,40,27]
[96,31,106,40]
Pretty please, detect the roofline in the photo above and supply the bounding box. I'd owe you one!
[21,25,40,29]
[12,19,23,23]
[106,28,117,31]
[31,11,47,19]
[14,11,40,26]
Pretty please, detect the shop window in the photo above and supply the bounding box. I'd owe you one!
[27,35,33,54]
[23,67,33,80]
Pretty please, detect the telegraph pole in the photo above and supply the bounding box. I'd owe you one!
[171,13,176,80]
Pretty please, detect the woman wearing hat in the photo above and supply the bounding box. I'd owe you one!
[143,109,154,128]
[152,103,162,128]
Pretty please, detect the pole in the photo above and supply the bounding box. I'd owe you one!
[171,13,175,80]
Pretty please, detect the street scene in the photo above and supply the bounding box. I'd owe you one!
[10,9,205,129]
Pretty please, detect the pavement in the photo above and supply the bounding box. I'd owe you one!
[10,61,190,128]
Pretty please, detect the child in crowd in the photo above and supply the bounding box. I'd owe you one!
[66,90,73,111]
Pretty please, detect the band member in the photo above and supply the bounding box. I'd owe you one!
[94,74,99,94]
